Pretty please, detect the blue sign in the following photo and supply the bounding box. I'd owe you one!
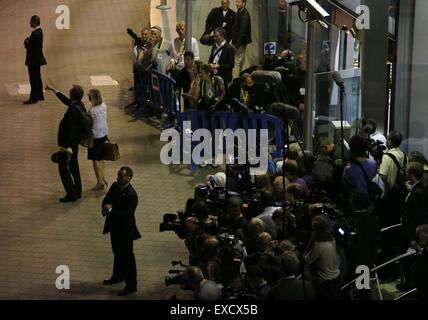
[264,42,277,55]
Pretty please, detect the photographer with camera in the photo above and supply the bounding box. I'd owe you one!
[189,63,226,112]
[219,196,249,240]
[342,135,381,213]
[185,201,218,265]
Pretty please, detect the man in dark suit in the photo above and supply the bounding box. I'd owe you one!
[268,251,315,300]
[209,27,235,85]
[203,0,236,44]
[102,167,141,296]
[24,15,47,104]
[401,162,428,249]
[231,0,252,79]
[45,84,85,202]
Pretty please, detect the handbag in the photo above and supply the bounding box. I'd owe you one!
[103,139,120,161]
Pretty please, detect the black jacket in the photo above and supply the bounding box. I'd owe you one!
[402,181,428,242]
[102,182,141,241]
[208,42,235,84]
[231,7,252,49]
[204,7,236,42]
[268,277,315,300]
[56,92,86,148]
[25,28,47,66]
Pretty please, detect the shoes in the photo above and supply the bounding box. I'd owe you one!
[39,96,45,101]
[76,194,82,199]
[59,196,77,203]
[117,286,137,296]
[92,183,105,191]
[23,100,38,105]
[103,278,123,285]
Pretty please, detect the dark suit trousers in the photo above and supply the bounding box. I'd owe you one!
[58,145,82,198]
[111,232,137,288]
[28,65,44,101]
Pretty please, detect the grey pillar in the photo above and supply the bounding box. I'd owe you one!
[360,0,389,134]
[185,0,192,52]
[393,0,415,143]
[304,21,316,151]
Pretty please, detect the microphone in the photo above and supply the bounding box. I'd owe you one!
[332,72,345,91]
[251,70,282,86]
[266,103,299,122]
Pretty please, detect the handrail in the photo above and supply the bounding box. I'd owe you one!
[341,251,421,291]
[394,288,417,301]
[380,223,402,233]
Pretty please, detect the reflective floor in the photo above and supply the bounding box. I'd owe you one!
[0,0,213,300]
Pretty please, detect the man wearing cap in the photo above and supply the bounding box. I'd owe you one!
[150,26,175,74]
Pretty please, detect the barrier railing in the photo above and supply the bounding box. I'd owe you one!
[341,250,422,300]
[177,110,284,169]
[134,68,179,118]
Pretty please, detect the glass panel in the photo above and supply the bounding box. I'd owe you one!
[312,69,362,143]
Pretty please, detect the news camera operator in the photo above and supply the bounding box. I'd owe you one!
[185,201,218,265]
[218,196,249,240]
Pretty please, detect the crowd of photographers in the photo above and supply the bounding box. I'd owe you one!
[160,119,428,300]
[124,0,428,300]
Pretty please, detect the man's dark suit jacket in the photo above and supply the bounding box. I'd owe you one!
[102,182,141,241]
[208,43,235,84]
[25,28,47,66]
[231,7,252,49]
[56,92,86,148]
[204,7,236,42]
[402,181,428,244]
[268,277,315,300]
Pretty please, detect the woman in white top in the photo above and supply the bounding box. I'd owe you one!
[87,89,109,190]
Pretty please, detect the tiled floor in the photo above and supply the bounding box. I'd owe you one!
[0,0,216,300]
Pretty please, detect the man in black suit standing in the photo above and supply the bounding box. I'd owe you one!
[24,15,47,105]
[209,27,235,85]
[401,162,428,249]
[102,167,141,296]
[203,0,236,44]
[231,0,252,79]
[45,84,85,202]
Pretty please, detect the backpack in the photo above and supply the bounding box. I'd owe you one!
[74,105,94,147]
[385,152,407,196]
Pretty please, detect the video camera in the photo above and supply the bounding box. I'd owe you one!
[159,211,188,239]
[366,138,387,162]
[127,28,149,49]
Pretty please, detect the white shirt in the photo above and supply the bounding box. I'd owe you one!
[173,37,200,69]
[90,103,108,138]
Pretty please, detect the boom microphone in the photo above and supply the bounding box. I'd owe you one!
[266,103,299,122]
[251,70,282,86]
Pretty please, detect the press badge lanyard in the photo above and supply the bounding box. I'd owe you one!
[156,38,164,60]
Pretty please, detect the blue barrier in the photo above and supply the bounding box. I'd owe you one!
[133,68,180,118]
[177,110,284,169]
